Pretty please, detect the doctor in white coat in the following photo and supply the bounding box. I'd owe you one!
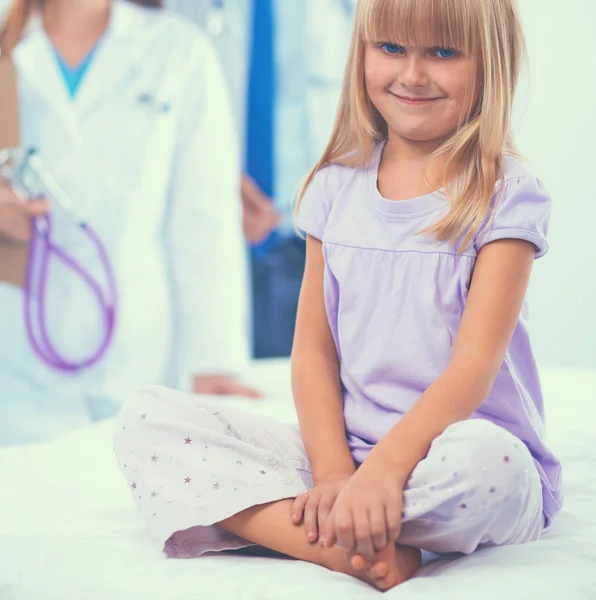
[0,0,259,446]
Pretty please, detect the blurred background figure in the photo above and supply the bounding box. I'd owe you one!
[0,0,259,446]
[167,0,355,358]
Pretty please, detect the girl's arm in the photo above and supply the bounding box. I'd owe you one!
[292,235,356,481]
[369,238,537,478]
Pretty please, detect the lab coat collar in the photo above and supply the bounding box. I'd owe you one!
[107,0,142,39]
[13,10,77,142]
[74,1,151,118]
[13,1,152,126]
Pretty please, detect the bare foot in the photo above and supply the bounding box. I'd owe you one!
[325,544,421,591]
[216,499,419,591]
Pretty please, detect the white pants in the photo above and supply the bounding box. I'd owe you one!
[113,385,545,558]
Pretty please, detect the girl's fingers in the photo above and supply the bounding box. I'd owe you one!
[385,500,403,543]
[335,507,356,552]
[320,507,337,548]
[317,497,335,534]
[303,495,320,542]
[353,508,375,560]
[370,506,388,553]
[291,493,309,524]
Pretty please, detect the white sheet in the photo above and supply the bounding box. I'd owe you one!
[1,361,595,600]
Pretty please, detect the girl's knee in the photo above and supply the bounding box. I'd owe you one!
[442,418,513,444]
[431,419,538,490]
[114,385,197,446]
[114,385,231,449]
[462,420,536,477]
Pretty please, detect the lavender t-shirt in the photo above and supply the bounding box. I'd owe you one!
[296,144,562,527]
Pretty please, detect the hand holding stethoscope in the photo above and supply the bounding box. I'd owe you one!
[0,148,118,374]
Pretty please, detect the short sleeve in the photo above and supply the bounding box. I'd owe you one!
[475,175,552,259]
[295,166,336,240]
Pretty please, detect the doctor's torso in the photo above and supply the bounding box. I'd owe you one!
[0,1,205,403]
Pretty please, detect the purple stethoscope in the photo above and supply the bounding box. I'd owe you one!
[0,148,117,373]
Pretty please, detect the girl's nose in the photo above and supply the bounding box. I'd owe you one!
[398,57,429,88]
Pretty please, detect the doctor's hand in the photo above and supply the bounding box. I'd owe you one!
[241,174,281,244]
[0,178,49,243]
[193,374,263,399]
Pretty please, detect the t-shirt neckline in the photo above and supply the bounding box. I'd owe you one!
[367,141,448,218]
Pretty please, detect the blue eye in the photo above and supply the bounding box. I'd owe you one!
[434,48,457,59]
[381,43,404,55]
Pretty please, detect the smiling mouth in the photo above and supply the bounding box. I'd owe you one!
[392,93,444,104]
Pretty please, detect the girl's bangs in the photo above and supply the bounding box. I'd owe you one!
[359,0,479,54]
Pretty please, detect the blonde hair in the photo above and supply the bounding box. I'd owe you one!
[0,0,163,56]
[294,0,526,252]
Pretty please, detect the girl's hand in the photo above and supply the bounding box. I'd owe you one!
[320,457,408,562]
[291,473,352,543]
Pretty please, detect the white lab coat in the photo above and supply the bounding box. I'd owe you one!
[0,0,249,444]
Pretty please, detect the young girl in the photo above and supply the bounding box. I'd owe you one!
[114,0,562,591]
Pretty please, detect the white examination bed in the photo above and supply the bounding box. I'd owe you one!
[1,360,595,600]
